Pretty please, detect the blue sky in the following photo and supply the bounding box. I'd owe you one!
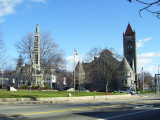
[0,0,160,76]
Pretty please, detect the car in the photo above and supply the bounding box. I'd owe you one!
[119,88,135,94]
[89,90,96,92]
[81,87,90,92]
[108,90,116,93]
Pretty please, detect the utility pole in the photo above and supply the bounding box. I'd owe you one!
[158,65,160,94]
[1,69,3,89]
[74,49,75,91]
[143,71,144,91]
[74,49,78,91]
[141,67,144,91]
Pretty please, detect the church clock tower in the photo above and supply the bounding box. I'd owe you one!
[123,23,137,77]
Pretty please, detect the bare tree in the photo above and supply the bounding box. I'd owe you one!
[84,47,121,92]
[77,62,85,91]
[128,0,160,19]
[15,32,34,83]
[84,47,102,62]
[75,61,86,95]
[40,31,65,70]
[138,72,153,90]
[15,31,65,70]
[15,32,34,65]
[65,72,74,87]
[84,47,122,63]
[94,51,119,93]
[0,30,7,68]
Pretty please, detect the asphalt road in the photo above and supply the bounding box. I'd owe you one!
[0,94,160,120]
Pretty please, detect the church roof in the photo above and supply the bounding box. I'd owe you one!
[78,61,85,73]
[125,23,134,36]
[118,57,132,71]
[100,49,113,55]
[75,61,85,74]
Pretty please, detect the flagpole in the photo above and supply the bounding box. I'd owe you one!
[74,48,75,91]
[142,68,144,92]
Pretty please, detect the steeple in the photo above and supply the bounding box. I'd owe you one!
[118,57,132,72]
[125,23,134,36]
[78,61,85,73]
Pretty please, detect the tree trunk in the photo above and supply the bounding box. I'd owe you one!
[105,80,109,93]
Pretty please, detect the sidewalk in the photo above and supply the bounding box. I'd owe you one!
[0,94,141,105]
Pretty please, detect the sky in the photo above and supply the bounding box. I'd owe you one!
[0,0,160,76]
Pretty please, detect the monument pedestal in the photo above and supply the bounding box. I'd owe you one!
[32,73,44,87]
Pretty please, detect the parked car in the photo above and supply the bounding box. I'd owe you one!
[119,88,135,94]
[108,90,116,93]
[81,87,90,92]
[89,90,97,92]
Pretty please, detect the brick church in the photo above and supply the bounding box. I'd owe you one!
[76,24,137,91]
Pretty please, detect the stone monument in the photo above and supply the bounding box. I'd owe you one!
[32,24,44,87]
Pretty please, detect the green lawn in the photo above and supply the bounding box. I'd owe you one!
[0,90,124,98]
[139,90,155,94]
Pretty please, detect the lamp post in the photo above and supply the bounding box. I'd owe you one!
[1,69,3,89]
[141,68,144,92]
[143,71,144,91]
[158,65,160,94]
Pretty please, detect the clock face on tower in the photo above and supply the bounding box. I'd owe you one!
[127,41,132,48]
[127,41,133,54]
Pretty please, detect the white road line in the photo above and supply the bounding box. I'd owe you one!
[144,96,149,97]
[104,108,159,119]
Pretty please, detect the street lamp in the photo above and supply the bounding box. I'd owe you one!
[158,65,160,94]
[1,69,4,89]
[141,68,144,91]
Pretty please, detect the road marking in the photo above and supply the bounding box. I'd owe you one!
[0,100,160,118]
[0,104,121,117]
[105,109,160,119]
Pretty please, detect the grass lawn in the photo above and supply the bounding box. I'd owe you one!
[139,90,155,94]
[0,90,124,98]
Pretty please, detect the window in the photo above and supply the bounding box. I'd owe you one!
[125,80,127,84]
[36,54,38,64]
[121,80,124,84]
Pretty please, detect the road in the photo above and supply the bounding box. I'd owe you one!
[0,94,160,120]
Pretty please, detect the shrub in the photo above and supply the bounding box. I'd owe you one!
[31,85,36,89]
[36,84,40,89]
[22,85,29,89]
[44,84,50,89]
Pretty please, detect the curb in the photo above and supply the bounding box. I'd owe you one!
[0,94,140,105]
